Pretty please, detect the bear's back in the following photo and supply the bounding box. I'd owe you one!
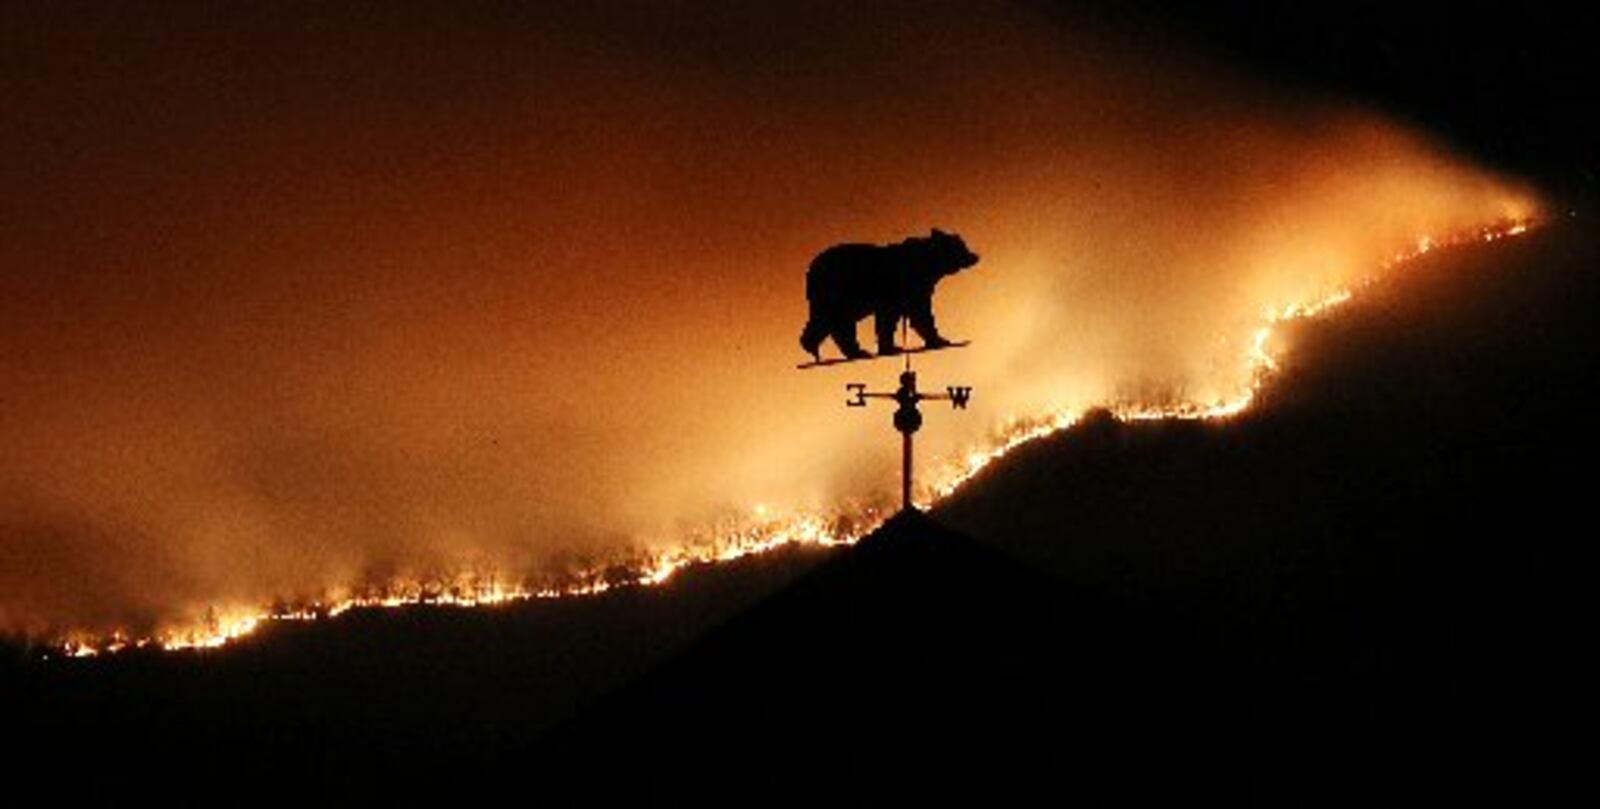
[808,242,897,271]
[807,242,911,301]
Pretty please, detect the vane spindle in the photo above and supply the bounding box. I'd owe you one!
[845,363,971,513]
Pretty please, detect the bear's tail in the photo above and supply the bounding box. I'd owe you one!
[799,319,827,360]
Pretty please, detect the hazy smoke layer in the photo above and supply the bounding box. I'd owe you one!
[0,2,1534,635]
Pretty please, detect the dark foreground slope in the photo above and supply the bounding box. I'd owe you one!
[532,224,1599,804]
[526,510,1152,804]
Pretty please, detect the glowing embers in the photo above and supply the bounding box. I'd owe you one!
[51,510,870,658]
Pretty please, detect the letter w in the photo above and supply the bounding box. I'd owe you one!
[946,386,973,409]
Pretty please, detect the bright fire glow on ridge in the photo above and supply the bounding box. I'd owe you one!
[49,219,1535,659]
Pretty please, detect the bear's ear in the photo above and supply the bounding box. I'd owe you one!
[931,227,947,238]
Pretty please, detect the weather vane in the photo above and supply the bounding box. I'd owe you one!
[796,228,978,512]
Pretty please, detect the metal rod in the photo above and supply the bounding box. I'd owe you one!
[902,429,912,511]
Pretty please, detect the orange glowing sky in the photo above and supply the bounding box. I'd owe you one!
[0,1,1537,641]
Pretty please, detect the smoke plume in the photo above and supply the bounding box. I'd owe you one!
[0,1,1535,637]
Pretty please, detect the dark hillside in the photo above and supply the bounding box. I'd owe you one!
[938,223,1598,801]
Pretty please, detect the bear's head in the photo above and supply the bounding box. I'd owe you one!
[924,228,980,277]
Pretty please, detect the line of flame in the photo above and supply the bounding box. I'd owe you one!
[49,219,1532,659]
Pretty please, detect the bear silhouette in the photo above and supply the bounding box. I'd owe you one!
[799,228,979,361]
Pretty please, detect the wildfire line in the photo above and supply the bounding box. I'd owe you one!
[47,220,1532,659]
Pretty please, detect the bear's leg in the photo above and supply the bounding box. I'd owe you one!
[908,299,951,348]
[799,318,828,360]
[829,320,871,359]
[874,311,903,355]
